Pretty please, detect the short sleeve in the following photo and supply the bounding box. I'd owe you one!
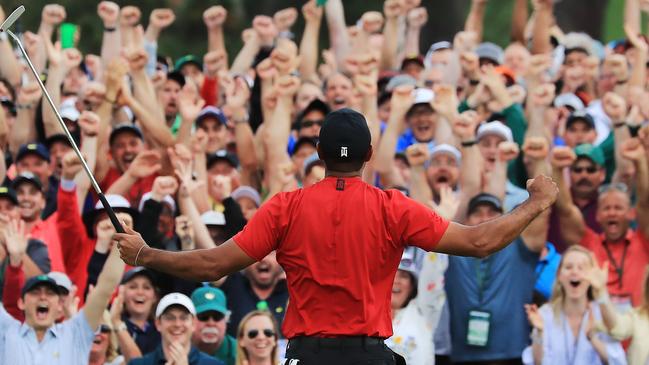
[232,193,284,261]
[579,227,599,251]
[26,239,51,274]
[388,191,450,251]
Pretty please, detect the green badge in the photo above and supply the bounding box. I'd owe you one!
[466,310,491,347]
[256,300,268,311]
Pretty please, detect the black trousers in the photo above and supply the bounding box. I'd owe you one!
[284,336,406,365]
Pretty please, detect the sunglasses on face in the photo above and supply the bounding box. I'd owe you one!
[598,182,629,195]
[301,120,324,128]
[247,328,275,339]
[570,166,598,174]
[197,312,225,322]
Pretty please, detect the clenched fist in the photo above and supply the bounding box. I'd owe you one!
[526,175,558,210]
[550,146,576,169]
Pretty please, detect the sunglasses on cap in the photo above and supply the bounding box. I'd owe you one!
[197,312,225,322]
[95,324,112,335]
[247,328,275,339]
[570,166,598,174]
[598,182,628,195]
[301,119,324,128]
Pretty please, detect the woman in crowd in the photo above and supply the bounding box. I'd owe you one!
[235,310,280,365]
[524,246,626,365]
[385,247,446,365]
[89,311,124,365]
[593,264,649,365]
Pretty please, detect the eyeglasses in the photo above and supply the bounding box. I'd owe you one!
[247,328,275,339]
[570,166,598,174]
[197,312,225,322]
[598,182,629,195]
[301,120,324,128]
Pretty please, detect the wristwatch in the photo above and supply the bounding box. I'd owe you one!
[114,322,128,333]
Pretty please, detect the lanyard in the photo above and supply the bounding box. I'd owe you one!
[475,258,491,305]
[562,311,587,365]
[602,240,629,289]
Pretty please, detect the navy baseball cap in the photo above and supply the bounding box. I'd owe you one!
[467,193,503,216]
[22,275,61,297]
[109,124,144,146]
[566,111,595,130]
[196,106,227,127]
[121,267,157,285]
[12,172,43,191]
[16,143,50,163]
[0,186,18,205]
[318,108,371,163]
[44,133,73,150]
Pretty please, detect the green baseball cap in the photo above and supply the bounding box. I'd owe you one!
[574,143,605,167]
[191,286,228,315]
[174,55,202,72]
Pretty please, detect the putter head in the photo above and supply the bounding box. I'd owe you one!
[0,6,25,32]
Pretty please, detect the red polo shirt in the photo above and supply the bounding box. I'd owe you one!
[580,228,649,306]
[233,176,449,339]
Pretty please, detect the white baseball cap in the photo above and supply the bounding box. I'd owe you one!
[413,88,434,105]
[155,292,196,318]
[554,93,585,111]
[47,272,73,294]
[201,211,226,226]
[476,121,513,143]
[429,144,461,164]
[138,191,177,214]
[60,98,80,122]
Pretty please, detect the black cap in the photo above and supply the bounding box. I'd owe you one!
[401,55,425,70]
[12,172,43,192]
[44,133,73,150]
[207,150,239,169]
[292,137,318,156]
[566,111,595,130]
[16,143,50,163]
[121,267,157,285]
[467,193,503,216]
[318,108,371,163]
[22,275,61,297]
[0,186,18,205]
[109,124,144,146]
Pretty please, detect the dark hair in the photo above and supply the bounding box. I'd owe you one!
[305,159,325,177]
[398,271,418,309]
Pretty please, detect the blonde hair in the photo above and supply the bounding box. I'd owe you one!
[235,310,279,365]
[549,246,597,320]
[640,266,649,317]
[102,310,120,362]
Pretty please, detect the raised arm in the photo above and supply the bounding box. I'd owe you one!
[602,93,633,184]
[436,175,557,257]
[375,85,414,187]
[324,0,351,70]
[453,111,482,222]
[464,0,488,43]
[510,0,528,44]
[406,144,433,205]
[9,83,41,156]
[299,0,323,82]
[106,149,162,196]
[485,142,519,201]
[625,0,641,35]
[380,0,403,71]
[625,24,648,89]
[530,0,553,55]
[550,147,587,245]
[144,8,175,75]
[84,238,125,330]
[230,17,271,75]
[521,138,551,252]
[96,2,121,66]
[0,6,22,87]
[204,6,227,54]
[621,139,649,239]
[404,8,427,57]
[525,83,555,143]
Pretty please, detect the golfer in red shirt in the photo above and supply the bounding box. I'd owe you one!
[115,108,558,364]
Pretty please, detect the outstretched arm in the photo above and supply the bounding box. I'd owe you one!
[435,175,557,257]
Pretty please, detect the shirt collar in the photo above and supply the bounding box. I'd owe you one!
[19,322,58,339]
[599,229,634,244]
[154,345,200,364]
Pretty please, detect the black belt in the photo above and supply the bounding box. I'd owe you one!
[288,336,384,349]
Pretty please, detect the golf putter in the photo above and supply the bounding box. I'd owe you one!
[2,6,125,233]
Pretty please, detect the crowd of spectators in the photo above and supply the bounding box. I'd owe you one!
[0,0,648,364]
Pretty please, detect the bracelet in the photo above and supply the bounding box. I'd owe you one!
[134,244,146,266]
[461,140,477,147]
[104,27,117,32]
[596,291,610,305]
[613,122,627,129]
[16,103,35,110]
[616,79,628,85]
[114,322,127,332]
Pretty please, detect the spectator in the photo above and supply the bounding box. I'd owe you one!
[220,251,288,338]
[385,247,446,364]
[234,310,279,365]
[524,246,627,365]
[118,267,160,355]
[191,286,237,365]
[14,143,58,219]
[231,186,261,221]
[89,311,124,365]
[128,292,223,365]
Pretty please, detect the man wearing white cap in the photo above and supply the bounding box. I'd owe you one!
[395,88,437,153]
[129,293,223,365]
[476,121,529,212]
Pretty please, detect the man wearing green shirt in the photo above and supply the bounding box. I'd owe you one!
[191,286,237,365]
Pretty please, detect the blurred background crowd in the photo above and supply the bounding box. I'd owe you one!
[0,0,648,364]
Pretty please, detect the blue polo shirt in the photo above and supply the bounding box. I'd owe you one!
[534,243,561,299]
[123,316,160,355]
[445,238,538,362]
[128,345,223,365]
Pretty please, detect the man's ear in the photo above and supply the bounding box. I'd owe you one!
[18,297,25,311]
[316,143,324,161]
[154,318,162,332]
[364,145,373,162]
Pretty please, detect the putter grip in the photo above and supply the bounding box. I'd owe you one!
[97,193,125,233]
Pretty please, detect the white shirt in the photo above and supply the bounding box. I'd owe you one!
[386,252,447,365]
